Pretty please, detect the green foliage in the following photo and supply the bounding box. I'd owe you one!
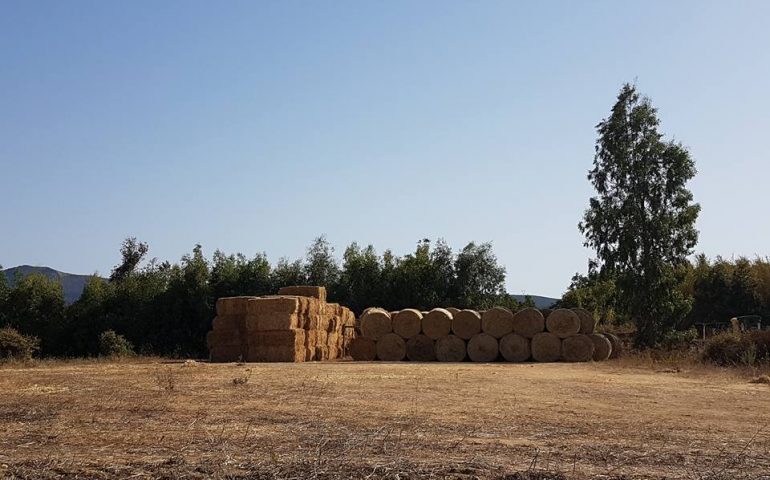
[557,273,617,324]
[579,84,700,347]
[682,255,765,327]
[0,326,40,360]
[2,235,511,358]
[98,330,135,357]
[109,237,149,282]
[2,272,66,355]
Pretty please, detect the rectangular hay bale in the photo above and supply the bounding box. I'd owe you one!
[247,296,300,315]
[277,286,327,303]
[216,296,256,316]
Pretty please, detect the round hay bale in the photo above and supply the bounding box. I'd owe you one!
[349,337,376,361]
[467,333,499,362]
[545,309,581,338]
[392,309,423,339]
[360,309,392,340]
[531,332,561,362]
[512,307,545,338]
[445,307,460,317]
[540,308,553,320]
[572,308,596,334]
[376,333,406,361]
[422,308,452,340]
[406,334,436,361]
[389,310,400,319]
[421,311,430,316]
[603,332,622,359]
[435,335,466,362]
[499,333,530,362]
[562,335,595,362]
[451,309,481,340]
[481,307,514,339]
[587,333,612,361]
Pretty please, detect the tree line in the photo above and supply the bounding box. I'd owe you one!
[0,237,525,358]
[561,255,770,331]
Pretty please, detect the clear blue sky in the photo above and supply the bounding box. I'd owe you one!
[2,1,769,298]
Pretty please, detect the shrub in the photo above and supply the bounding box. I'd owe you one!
[98,330,135,357]
[701,331,766,366]
[0,327,40,360]
[659,328,698,350]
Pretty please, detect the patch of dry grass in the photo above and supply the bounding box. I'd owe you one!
[1,359,769,479]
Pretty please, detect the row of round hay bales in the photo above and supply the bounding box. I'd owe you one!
[350,307,622,362]
[360,307,598,341]
[349,330,622,362]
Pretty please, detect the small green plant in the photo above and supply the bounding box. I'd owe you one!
[740,344,758,367]
[98,330,135,358]
[0,327,40,360]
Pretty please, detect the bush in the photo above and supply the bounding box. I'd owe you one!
[99,330,135,358]
[659,328,698,350]
[701,331,768,366]
[0,326,40,360]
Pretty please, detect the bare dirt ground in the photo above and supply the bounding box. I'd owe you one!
[1,359,769,479]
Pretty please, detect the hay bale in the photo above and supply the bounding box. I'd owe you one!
[277,285,327,303]
[603,332,622,359]
[572,308,596,334]
[435,335,466,362]
[445,307,460,317]
[481,307,514,339]
[499,333,531,362]
[206,329,241,348]
[360,309,392,340]
[545,309,581,338]
[212,315,245,332]
[247,296,300,315]
[376,333,406,361]
[512,307,545,338]
[245,329,306,362]
[209,344,244,362]
[349,337,376,361]
[540,308,553,320]
[562,334,595,362]
[467,333,498,362]
[406,334,436,361]
[216,296,255,316]
[393,309,423,339]
[587,333,612,361]
[531,332,561,362]
[422,308,452,339]
[389,310,400,319]
[420,311,430,316]
[451,309,481,340]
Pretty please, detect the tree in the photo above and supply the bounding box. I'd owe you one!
[304,236,339,287]
[110,237,149,282]
[4,273,66,354]
[579,84,700,346]
[452,242,506,309]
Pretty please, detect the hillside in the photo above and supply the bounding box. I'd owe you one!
[2,266,97,304]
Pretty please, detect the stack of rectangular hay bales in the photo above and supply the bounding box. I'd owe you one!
[206,286,355,362]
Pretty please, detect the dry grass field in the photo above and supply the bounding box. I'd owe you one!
[1,358,769,479]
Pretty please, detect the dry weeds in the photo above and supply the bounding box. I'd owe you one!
[1,357,769,479]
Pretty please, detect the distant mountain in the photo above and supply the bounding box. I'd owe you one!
[2,265,98,304]
[511,294,559,309]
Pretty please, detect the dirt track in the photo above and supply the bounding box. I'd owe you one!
[1,359,769,479]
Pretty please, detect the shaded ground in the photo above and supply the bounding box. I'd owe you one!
[1,359,769,479]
